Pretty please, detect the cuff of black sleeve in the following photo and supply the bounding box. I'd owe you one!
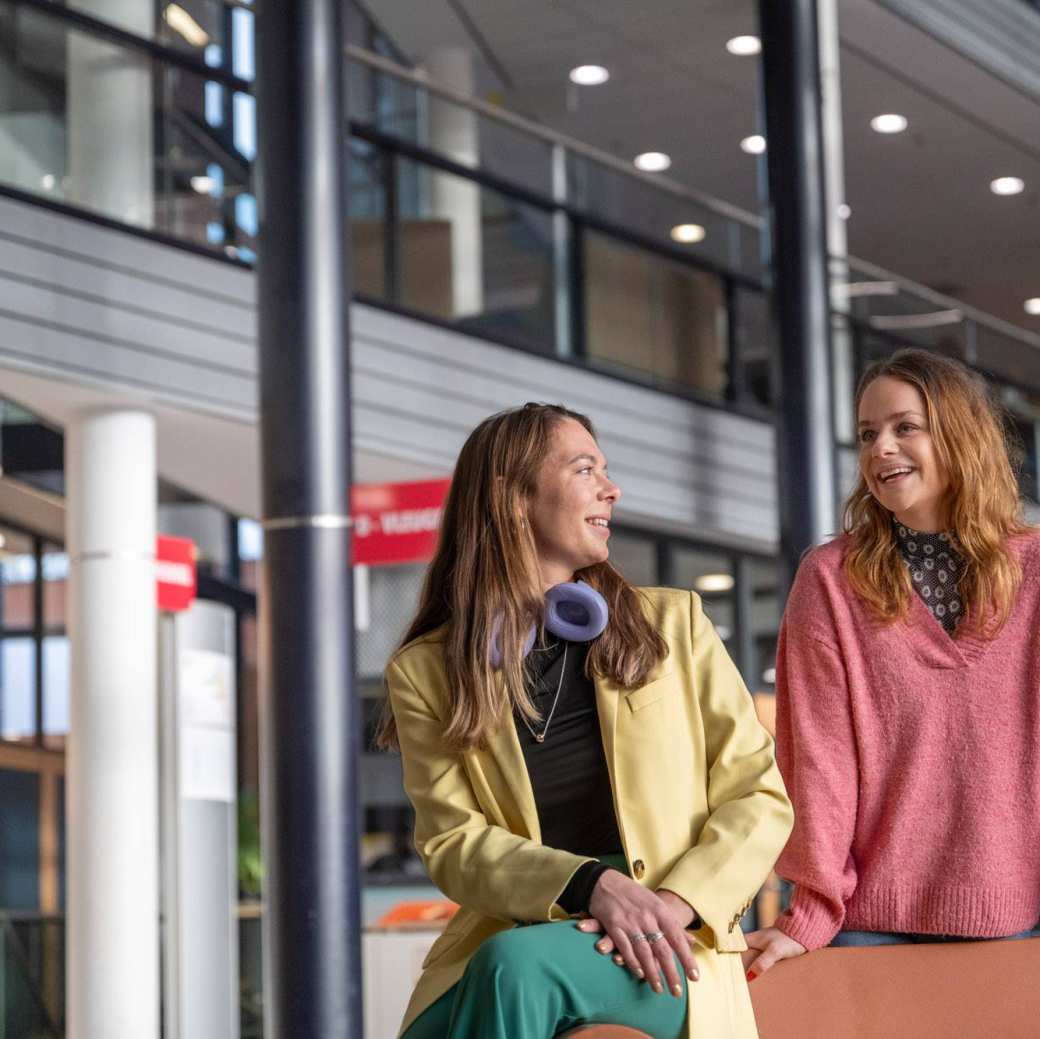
[557,861,614,915]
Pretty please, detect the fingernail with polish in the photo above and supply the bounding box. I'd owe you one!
[635,969,644,979]
[746,970,756,982]
[687,968,700,982]
[653,981,663,994]
[672,983,682,997]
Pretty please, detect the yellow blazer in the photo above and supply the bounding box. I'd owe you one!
[386,587,793,1038]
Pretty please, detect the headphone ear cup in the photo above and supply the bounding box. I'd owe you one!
[544,580,609,642]
[489,618,537,668]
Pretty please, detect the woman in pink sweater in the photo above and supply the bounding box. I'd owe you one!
[744,348,1040,978]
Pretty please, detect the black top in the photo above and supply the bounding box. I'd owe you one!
[515,634,623,912]
[893,519,965,634]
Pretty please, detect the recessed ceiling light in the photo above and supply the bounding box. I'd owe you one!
[837,203,851,219]
[569,65,609,86]
[726,35,761,56]
[870,113,908,134]
[634,151,671,172]
[991,176,1025,196]
[164,3,210,47]
[671,223,706,244]
[1025,298,1040,315]
[740,134,766,155]
[694,573,734,593]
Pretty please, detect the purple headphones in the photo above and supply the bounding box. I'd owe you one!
[489,580,609,667]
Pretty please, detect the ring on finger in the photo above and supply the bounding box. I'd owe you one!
[646,931,666,944]
[629,932,649,944]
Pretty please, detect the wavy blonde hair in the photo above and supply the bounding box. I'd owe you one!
[843,349,1029,636]
[375,403,668,752]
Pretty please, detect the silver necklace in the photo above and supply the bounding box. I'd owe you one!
[520,642,568,744]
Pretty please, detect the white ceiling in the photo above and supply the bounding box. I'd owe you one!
[368,0,1040,334]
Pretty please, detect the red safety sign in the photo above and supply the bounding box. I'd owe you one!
[351,478,451,566]
[157,534,197,612]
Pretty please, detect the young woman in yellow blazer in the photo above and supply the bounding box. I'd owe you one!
[378,403,793,1038]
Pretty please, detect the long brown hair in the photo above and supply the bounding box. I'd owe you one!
[376,403,668,751]
[843,349,1029,635]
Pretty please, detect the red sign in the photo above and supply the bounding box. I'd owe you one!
[156,535,197,612]
[351,478,451,566]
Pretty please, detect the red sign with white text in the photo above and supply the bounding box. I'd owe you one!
[351,479,451,566]
[157,534,198,612]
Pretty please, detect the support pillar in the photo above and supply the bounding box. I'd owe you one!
[66,409,158,1039]
[255,0,361,1035]
[759,0,838,594]
[425,46,484,318]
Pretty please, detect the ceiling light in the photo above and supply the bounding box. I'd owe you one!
[870,113,908,134]
[990,176,1025,196]
[726,35,761,56]
[190,175,217,194]
[164,4,210,48]
[671,223,706,244]
[837,203,851,219]
[694,573,734,593]
[740,134,766,155]
[40,174,56,191]
[762,667,776,685]
[1025,298,1040,315]
[569,65,609,86]
[634,151,671,172]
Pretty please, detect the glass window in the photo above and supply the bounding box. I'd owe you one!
[349,138,389,302]
[734,286,772,407]
[584,231,729,399]
[43,544,68,631]
[1,528,36,631]
[0,4,255,254]
[43,636,70,750]
[0,769,40,909]
[673,548,734,641]
[1,638,37,744]
[356,563,426,680]
[606,532,657,587]
[396,157,556,353]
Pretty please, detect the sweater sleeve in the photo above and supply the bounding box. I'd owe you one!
[773,562,860,951]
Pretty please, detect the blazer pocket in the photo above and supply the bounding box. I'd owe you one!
[625,672,675,713]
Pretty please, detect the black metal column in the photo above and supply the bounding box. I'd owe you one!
[759,0,837,595]
[255,2,361,1037]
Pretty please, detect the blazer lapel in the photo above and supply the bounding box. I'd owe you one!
[593,672,620,789]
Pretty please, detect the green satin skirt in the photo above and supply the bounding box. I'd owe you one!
[401,855,687,1039]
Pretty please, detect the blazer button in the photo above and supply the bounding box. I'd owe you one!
[632,859,646,880]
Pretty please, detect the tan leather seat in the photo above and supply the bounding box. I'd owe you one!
[749,937,1040,1038]
[559,1028,652,1038]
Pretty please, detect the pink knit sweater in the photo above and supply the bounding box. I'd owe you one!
[774,531,1040,950]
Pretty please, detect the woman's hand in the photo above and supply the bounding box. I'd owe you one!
[742,926,806,979]
[576,870,699,996]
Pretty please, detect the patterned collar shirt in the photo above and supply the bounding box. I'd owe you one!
[892,518,966,635]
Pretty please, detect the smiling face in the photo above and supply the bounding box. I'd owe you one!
[857,375,950,532]
[525,418,620,590]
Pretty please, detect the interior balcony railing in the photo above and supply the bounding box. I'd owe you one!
[0,0,1038,498]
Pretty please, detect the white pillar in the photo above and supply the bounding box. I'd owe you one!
[66,0,154,225]
[67,410,159,1039]
[424,46,483,317]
